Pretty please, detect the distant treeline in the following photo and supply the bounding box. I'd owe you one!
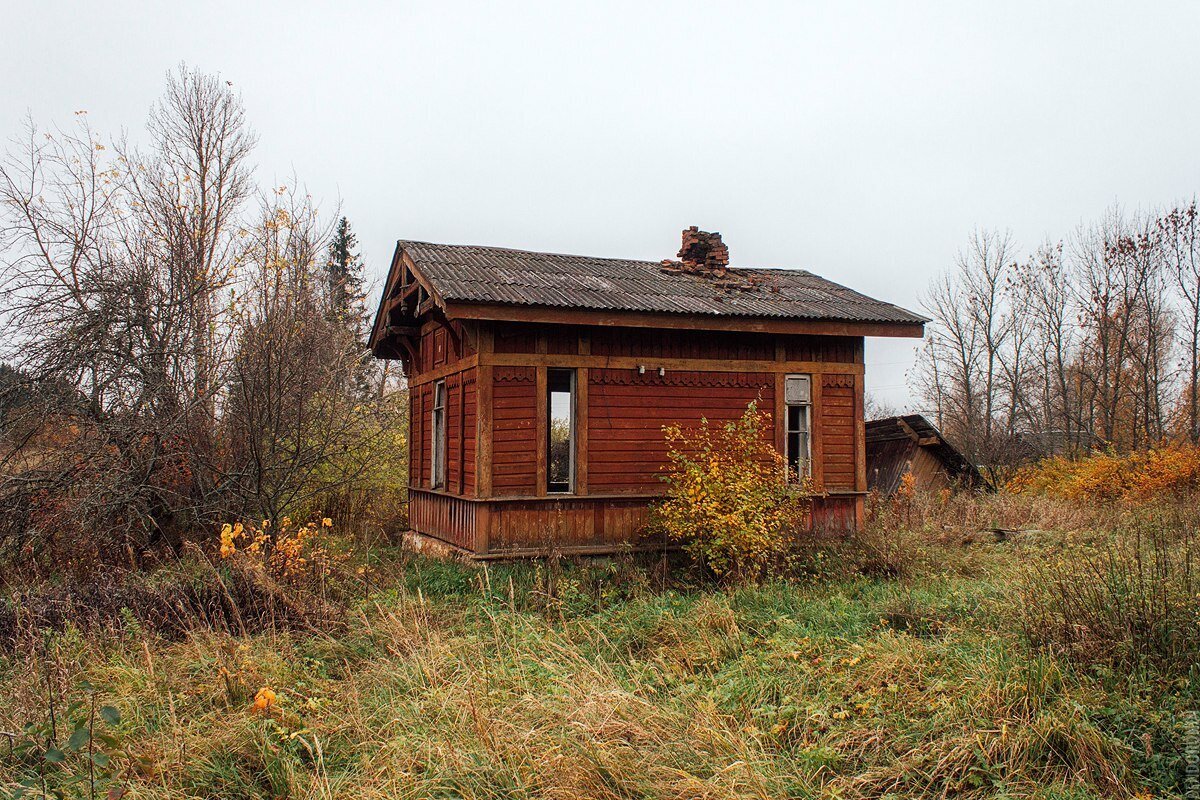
[917,204,1200,480]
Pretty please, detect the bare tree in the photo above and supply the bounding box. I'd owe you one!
[0,67,403,574]
[0,66,255,557]
[223,188,400,524]
[917,204,1189,471]
[916,230,1021,479]
[1160,201,1200,441]
[1013,241,1083,455]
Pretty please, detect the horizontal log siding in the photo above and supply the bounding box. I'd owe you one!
[492,366,537,495]
[821,377,856,491]
[587,369,774,492]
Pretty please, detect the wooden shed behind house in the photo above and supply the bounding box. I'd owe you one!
[370,227,926,557]
[865,414,990,494]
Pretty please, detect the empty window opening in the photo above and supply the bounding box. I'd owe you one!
[431,380,447,489]
[785,375,811,481]
[547,369,575,493]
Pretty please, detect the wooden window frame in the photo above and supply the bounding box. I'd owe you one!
[546,368,576,494]
[431,379,447,489]
[785,374,812,481]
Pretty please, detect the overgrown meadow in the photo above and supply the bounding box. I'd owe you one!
[3,485,1198,800]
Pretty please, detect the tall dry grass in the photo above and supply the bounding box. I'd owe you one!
[3,489,1198,798]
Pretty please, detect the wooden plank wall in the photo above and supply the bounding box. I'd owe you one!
[491,366,537,495]
[591,328,774,360]
[820,374,857,491]
[811,495,858,533]
[416,319,476,374]
[408,489,477,551]
[438,370,479,496]
[587,368,775,492]
[461,371,478,495]
[404,323,870,548]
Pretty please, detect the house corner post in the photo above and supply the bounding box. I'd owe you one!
[475,323,494,555]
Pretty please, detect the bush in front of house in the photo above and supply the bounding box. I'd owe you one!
[655,403,811,583]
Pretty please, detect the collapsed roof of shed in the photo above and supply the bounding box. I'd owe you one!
[866,414,991,495]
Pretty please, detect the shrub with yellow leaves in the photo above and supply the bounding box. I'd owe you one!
[216,516,345,585]
[1008,444,1200,503]
[654,402,812,582]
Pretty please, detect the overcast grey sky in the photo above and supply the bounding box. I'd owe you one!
[4,1,1200,410]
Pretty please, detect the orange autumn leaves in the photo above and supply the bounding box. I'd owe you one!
[251,687,278,713]
[1008,444,1200,503]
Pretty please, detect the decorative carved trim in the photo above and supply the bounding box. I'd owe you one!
[494,366,535,383]
[822,373,855,389]
[590,368,772,389]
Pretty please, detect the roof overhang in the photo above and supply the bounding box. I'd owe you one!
[441,301,925,339]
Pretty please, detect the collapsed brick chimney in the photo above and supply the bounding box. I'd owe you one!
[675,226,729,277]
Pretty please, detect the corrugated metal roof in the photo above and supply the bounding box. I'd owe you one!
[400,240,927,325]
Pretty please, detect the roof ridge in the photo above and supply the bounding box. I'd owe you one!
[397,239,819,277]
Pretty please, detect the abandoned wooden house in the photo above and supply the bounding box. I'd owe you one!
[865,414,990,494]
[369,227,926,557]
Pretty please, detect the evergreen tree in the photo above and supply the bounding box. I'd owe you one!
[326,216,368,340]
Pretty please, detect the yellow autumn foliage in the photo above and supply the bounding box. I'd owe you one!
[217,516,344,583]
[655,402,812,582]
[1008,444,1200,503]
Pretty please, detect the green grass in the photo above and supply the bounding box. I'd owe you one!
[1,539,1196,799]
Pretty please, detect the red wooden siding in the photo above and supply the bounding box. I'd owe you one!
[409,391,421,489]
[820,374,856,490]
[590,329,774,360]
[489,327,861,364]
[485,497,652,552]
[811,495,858,532]
[587,368,774,492]
[785,335,862,363]
[493,323,583,355]
[409,366,477,494]
[408,489,477,551]
[402,319,871,550]
[492,366,537,495]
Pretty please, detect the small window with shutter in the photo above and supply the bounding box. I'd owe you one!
[785,375,811,481]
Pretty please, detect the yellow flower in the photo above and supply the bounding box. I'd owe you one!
[322,517,333,528]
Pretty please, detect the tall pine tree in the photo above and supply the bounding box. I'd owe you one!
[326,216,368,341]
